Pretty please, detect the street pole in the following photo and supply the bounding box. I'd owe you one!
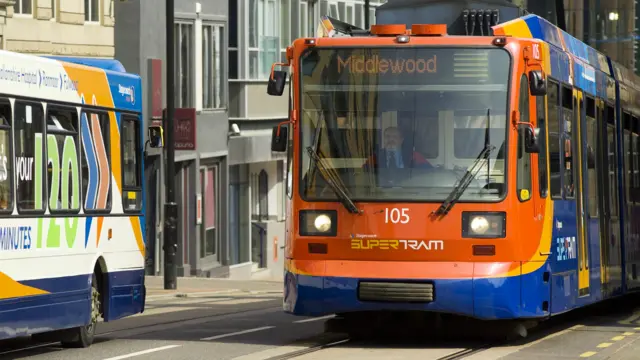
[364,0,370,29]
[163,0,178,290]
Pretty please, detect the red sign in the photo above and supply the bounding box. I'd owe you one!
[164,108,196,150]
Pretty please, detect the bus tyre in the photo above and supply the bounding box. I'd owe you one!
[61,273,100,348]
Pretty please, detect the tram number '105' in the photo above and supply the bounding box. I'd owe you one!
[384,208,410,224]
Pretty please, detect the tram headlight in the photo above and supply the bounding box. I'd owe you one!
[462,212,506,238]
[299,210,337,236]
[313,214,332,232]
[470,216,490,234]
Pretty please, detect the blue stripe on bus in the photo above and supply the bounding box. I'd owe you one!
[85,216,93,248]
[0,269,144,340]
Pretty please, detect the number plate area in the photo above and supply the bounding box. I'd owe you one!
[358,281,434,303]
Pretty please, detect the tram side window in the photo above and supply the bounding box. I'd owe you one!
[585,97,598,216]
[15,101,44,212]
[623,111,632,198]
[606,105,619,217]
[81,110,111,212]
[536,93,548,198]
[561,86,574,198]
[516,74,532,201]
[547,81,562,198]
[0,100,12,212]
[286,121,293,199]
[632,116,640,194]
[121,116,142,212]
[47,106,80,213]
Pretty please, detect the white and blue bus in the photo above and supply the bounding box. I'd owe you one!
[0,50,162,347]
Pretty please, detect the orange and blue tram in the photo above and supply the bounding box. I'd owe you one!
[267,11,640,322]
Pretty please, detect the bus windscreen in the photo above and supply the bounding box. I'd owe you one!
[299,47,511,202]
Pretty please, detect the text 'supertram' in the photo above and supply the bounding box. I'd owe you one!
[266,2,640,326]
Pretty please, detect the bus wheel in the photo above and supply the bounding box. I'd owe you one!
[61,273,101,348]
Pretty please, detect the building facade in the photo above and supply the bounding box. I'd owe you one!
[0,0,113,56]
[114,0,231,277]
[226,0,387,279]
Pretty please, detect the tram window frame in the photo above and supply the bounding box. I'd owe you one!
[0,99,13,214]
[606,103,619,217]
[547,79,562,199]
[561,85,574,200]
[80,109,112,214]
[632,115,640,199]
[121,114,143,213]
[585,96,598,217]
[516,74,533,202]
[15,100,45,214]
[536,87,548,198]
[623,111,632,200]
[46,105,81,215]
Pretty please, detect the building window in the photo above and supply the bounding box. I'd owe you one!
[249,0,278,79]
[51,0,56,20]
[15,0,32,15]
[258,170,268,219]
[175,22,194,108]
[280,0,290,50]
[15,101,44,212]
[201,166,217,258]
[84,0,99,22]
[202,24,224,109]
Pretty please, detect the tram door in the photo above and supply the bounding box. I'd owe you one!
[595,99,610,294]
[573,89,590,297]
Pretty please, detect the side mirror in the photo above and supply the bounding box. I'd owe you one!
[267,69,288,96]
[271,125,288,152]
[529,70,547,96]
[148,125,164,148]
[524,127,540,153]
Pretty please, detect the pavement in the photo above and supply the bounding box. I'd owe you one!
[3,277,640,359]
[144,276,282,299]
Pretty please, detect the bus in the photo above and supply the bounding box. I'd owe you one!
[266,8,640,332]
[0,50,163,347]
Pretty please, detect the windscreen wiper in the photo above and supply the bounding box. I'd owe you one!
[306,146,360,214]
[432,144,495,217]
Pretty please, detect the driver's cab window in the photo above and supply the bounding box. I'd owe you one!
[517,74,532,201]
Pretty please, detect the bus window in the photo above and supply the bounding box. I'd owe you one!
[81,110,111,212]
[121,116,142,212]
[15,101,45,212]
[547,80,562,198]
[46,106,80,212]
[0,100,12,212]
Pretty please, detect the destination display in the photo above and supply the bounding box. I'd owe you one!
[301,47,511,87]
